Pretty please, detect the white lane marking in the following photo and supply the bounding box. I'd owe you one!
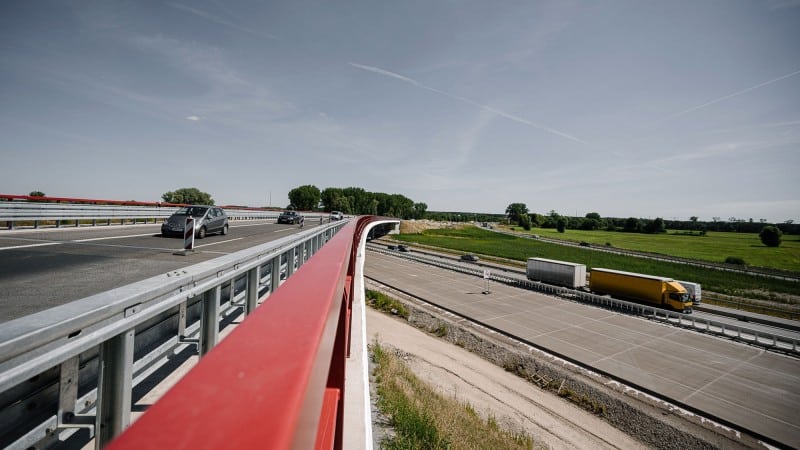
[0,242,62,251]
[231,222,278,228]
[0,232,158,250]
[195,238,243,248]
[273,228,296,233]
[74,233,157,242]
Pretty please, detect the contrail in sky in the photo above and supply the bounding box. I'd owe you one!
[167,2,278,40]
[348,62,587,144]
[665,68,800,121]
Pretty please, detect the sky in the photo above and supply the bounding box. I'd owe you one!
[1,1,799,223]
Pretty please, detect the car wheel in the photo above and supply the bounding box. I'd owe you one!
[221,224,229,235]
[197,226,207,239]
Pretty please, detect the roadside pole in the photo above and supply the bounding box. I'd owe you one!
[174,217,195,256]
[482,269,491,294]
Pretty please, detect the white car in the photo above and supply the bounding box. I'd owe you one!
[330,211,344,221]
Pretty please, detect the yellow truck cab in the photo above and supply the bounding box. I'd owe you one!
[589,268,692,313]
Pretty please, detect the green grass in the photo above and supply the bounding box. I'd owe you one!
[508,226,800,272]
[394,226,800,300]
[370,340,534,449]
[366,289,409,318]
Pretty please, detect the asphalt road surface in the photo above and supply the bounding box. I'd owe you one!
[0,221,304,322]
[365,250,800,449]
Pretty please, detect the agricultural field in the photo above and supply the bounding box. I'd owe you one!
[506,226,800,272]
[393,225,800,301]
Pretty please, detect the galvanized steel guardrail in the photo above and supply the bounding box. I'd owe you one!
[0,220,349,449]
[368,246,800,355]
[0,202,290,229]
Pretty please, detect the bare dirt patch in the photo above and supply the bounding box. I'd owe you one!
[399,220,468,234]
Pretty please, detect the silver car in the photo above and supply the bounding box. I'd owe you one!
[161,206,228,238]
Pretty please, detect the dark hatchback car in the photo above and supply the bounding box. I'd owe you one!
[277,210,304,224]
[161,206,228,239]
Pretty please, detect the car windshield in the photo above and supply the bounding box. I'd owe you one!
[176,207,208,217]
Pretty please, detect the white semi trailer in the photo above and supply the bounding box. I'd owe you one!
[526,257,587,289]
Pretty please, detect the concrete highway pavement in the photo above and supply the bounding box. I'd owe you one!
[365,250,800,449]
[0,221,304,322]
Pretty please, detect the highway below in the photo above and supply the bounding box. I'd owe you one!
[365,249,800,449]
[369,243,800,343]
[0,221,305,323]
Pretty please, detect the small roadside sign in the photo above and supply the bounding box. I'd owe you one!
[483,269,491,279]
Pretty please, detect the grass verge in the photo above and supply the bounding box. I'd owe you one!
[370,340,534,449]
[367,289,409,318]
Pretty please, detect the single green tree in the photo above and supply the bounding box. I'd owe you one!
[643,217,666,234]
[556,217,567,233]
[759,225,782,247]
[518,213,532,230]
[162,188,214,205]
[623,217,641,232]
[505,203,529,223]
[413,202,428,219]
[585,212,601,220]
[288,185,321,211]
[320,187,344,212]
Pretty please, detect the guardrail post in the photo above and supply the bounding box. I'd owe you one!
[96,329,135,449]
[271,255,282,292]
[286,250,295,278]
[178,300,188,339]
[200,287,221,356]
[246,266,259,315]
[58,356,82,427]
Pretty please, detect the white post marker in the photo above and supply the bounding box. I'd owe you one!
[174,216,195,256]
[483,269,491,294]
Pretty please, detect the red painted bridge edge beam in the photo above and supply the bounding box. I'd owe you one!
[106,216,380,450]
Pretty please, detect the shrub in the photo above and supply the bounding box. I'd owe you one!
[366,289,409,318]
[759,225,783,247]
[725,256,746,266]
[518,214,532,231]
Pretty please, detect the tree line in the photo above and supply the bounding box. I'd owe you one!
[504,203,791,246]
[288,185,427,220]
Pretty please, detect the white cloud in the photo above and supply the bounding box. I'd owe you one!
[186,115,200,121]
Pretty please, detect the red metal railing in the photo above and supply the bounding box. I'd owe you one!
[105,217,377,450]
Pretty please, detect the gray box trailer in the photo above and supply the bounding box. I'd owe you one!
[526,257,587,289]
